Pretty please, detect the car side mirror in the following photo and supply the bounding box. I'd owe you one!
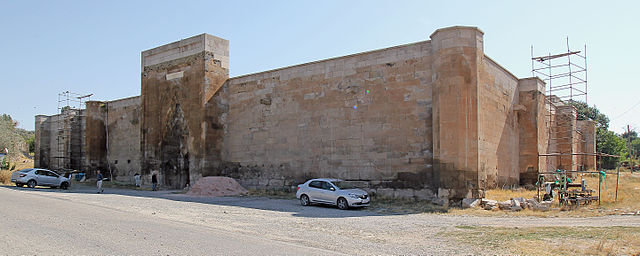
[329,187,335,191]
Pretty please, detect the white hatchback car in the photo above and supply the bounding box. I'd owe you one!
[11,168,70,189]
[296,178,370,210]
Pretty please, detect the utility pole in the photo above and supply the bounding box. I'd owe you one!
[627,125,633,173]
[628,125,633,171]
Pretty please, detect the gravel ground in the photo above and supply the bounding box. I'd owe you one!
[2,183,639,255]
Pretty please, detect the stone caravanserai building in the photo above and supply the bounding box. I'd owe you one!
[35,26,596,201]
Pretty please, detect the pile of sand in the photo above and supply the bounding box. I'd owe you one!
[186,176,248,197]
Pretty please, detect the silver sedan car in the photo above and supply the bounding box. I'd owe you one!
[11,168,70,189]
[296,178,370,210]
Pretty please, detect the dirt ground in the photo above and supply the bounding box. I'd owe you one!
[2,159,640,254]
[3,183,639,255]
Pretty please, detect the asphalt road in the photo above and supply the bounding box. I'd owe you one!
[0,186,340,255]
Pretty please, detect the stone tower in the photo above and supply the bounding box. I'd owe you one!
[140,34,229,189]
[430,26,485,199]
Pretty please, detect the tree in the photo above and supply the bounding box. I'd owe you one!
[25,135,35,154]
[631,139,640,162]
[0,114,29,158]
[569,100,610,129]
[597,129,627,169]
[569,101,626,169]
[16,128,35,154]
[622,130,638,141]
[623,129,640,165]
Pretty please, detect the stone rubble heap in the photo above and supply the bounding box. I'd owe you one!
[462,197,552,211]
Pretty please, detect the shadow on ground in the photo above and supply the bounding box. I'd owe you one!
[1,183,448,218]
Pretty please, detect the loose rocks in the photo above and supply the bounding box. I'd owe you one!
[462,198,480,209]
[478,197,552,212]
[481,199,498,210]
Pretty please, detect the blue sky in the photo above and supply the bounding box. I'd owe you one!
[1,0,638,133]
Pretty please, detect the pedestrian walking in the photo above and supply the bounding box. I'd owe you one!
[96,170,104,193]
[151,173,158,191]
[134,173,141,187]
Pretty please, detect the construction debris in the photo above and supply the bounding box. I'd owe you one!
[537,170,603,209]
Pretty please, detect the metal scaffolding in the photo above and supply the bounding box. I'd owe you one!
[532,38,592,172]
[54,91,92,170]
[531,39,588,104]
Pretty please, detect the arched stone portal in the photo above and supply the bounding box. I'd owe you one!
[160,104,190,189]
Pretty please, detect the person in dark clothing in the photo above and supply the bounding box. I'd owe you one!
[151,173,158,191]
[96,170,104,193]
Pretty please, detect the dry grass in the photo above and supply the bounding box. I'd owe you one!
[451,171,640,217]
[0,170,12,184]
[0,155,33,184]
[484,187,537,202]
[595,171,640,214]
[443,225,640,255]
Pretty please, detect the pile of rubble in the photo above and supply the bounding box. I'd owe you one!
[463,197,552,212]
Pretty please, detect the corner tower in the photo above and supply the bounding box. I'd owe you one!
[430,26,485,199]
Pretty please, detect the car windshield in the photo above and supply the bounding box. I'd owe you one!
[332,181,357,190]
[19,168,33,173]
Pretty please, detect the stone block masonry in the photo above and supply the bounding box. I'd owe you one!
[34,26,596,202]
[141,34,229,189]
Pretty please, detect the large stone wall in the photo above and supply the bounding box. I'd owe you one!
[478,57,520,188]
[219,40,435,197]
[33,26,599,201]
[104,96,141,181]
[33,98,143,180]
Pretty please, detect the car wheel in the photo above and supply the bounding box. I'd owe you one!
[300,194,310,206]
[27,180,37,188]
[337,197,349,210]
[15,183,23,187]
[60,182,69,190]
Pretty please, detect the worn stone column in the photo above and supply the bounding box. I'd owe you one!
[34,115,49,168]
[430,26,484,199]
[84,101,107,175]
[517,78,546,185]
